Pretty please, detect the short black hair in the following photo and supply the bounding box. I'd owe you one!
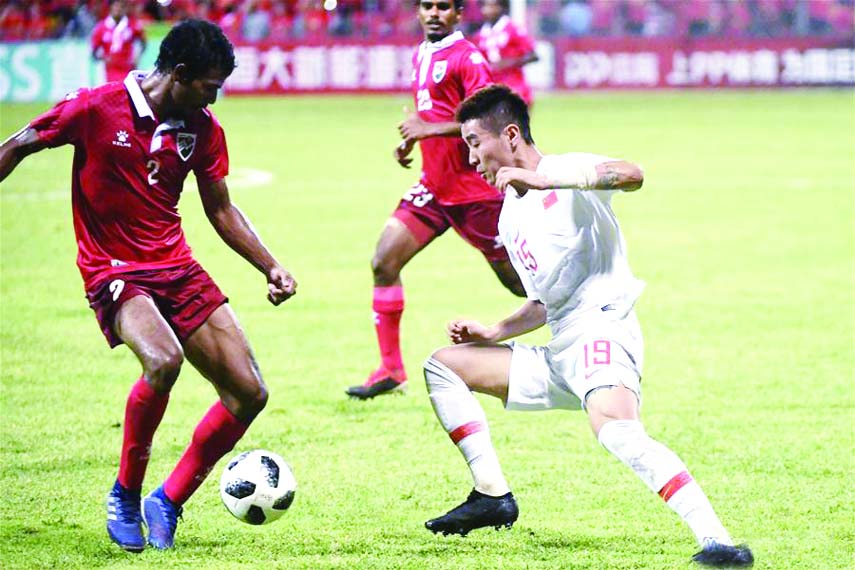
[457,85,534,144]
[479,0,510,11]
[155,19,236,80]
[413,0,466,10]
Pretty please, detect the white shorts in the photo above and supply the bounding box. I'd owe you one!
[505,308,644,411]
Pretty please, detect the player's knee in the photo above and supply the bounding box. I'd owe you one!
[430,346,455,366]
[493,264,526,297]
[371,253,400,285]
[424,354,463,393]
[145,348,184,392]
[229,382,268,421]
[597,419,648,461]
[247,383,269,414]
[503,273,527,297]
[425,348,473,390]
[508,281,527,298]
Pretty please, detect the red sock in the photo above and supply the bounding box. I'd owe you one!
[163,401,249,506]
[373,286,405,373]
[118,376,169,492]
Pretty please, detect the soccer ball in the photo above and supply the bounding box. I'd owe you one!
[219,449,296,525]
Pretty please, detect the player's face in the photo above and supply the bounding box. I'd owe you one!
[480,0,503,23]
[109,0,127,19]
[462,119,513,186]
[173,68,230,112]
[418,1,460,42]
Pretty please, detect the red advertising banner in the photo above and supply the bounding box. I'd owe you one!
[553,36,855,89]
[224,40,414,94]
[223,36,854,95]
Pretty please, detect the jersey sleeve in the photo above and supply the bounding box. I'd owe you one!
[459,48,493,98]
[133,20,146,41]
[28,89,89,148]
[510,23,536,55]
[89,23,102,53]
[193,115,229,185]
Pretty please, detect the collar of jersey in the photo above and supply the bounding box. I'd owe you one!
[124,70,156,121]
[423,30,464,53]
[104,15,128,30]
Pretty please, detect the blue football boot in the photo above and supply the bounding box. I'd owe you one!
[142,486,183,550]
[106,480,145,552]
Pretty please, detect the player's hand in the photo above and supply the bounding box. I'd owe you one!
[398,107,432,141]
[447,319,497,344]
[495,166,550,194]
[266,266,296,306]
[394,139,415,168]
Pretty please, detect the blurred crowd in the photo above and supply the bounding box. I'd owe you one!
[2,0,853,42]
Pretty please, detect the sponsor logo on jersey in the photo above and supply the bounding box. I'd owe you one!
[177,132,197,161]
[112,130,132,148]
[432,60,447,83]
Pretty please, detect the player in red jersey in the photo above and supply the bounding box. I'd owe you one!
[345,0,525,401]
[91,0,146,83]
[0,20,296,552]
[476,0,538,106]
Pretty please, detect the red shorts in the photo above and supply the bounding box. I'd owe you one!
[392,183,509,263]
[87,261,228,348]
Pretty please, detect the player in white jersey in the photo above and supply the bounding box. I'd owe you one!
[421,85,754,568]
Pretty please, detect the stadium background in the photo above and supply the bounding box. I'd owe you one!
[1,1,853,569]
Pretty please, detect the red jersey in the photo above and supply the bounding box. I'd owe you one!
[29,72,229,291]
[90,16,146,82]
[411,31,500,206]
[477,15,536,105]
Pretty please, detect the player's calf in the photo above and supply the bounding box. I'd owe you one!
[425,489,518,537]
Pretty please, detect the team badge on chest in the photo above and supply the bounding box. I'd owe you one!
[432,60,447,84]
[176,132,196,161]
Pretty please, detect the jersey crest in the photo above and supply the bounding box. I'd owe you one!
[177,132,196,161]
[432,61,447,84]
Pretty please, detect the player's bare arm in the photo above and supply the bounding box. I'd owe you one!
[491,51,539,72]
[0,127,47,182]
[399,107,461,142]
[545,160,643,192]
[447,300,545,344]
[496,161,644,195]
[198,178,297,306]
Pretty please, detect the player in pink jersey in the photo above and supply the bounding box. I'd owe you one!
[0,20,296,552]
[476,0,538,106]
[91,0,147,83]
[346,0,525,401]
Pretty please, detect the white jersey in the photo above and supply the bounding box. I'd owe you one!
[498,152,645,336]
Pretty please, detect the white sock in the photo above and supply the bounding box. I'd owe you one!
[424,357,510,497]
[598,420,732,547]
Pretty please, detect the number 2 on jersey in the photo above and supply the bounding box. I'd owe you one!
[146,159,160,185]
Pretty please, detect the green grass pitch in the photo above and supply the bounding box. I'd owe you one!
[1,90,853,569]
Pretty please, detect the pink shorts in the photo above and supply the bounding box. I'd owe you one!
[87,261,228,348]
[392,183,509,263]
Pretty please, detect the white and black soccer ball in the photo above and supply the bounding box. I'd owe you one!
[219,449,296,525]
